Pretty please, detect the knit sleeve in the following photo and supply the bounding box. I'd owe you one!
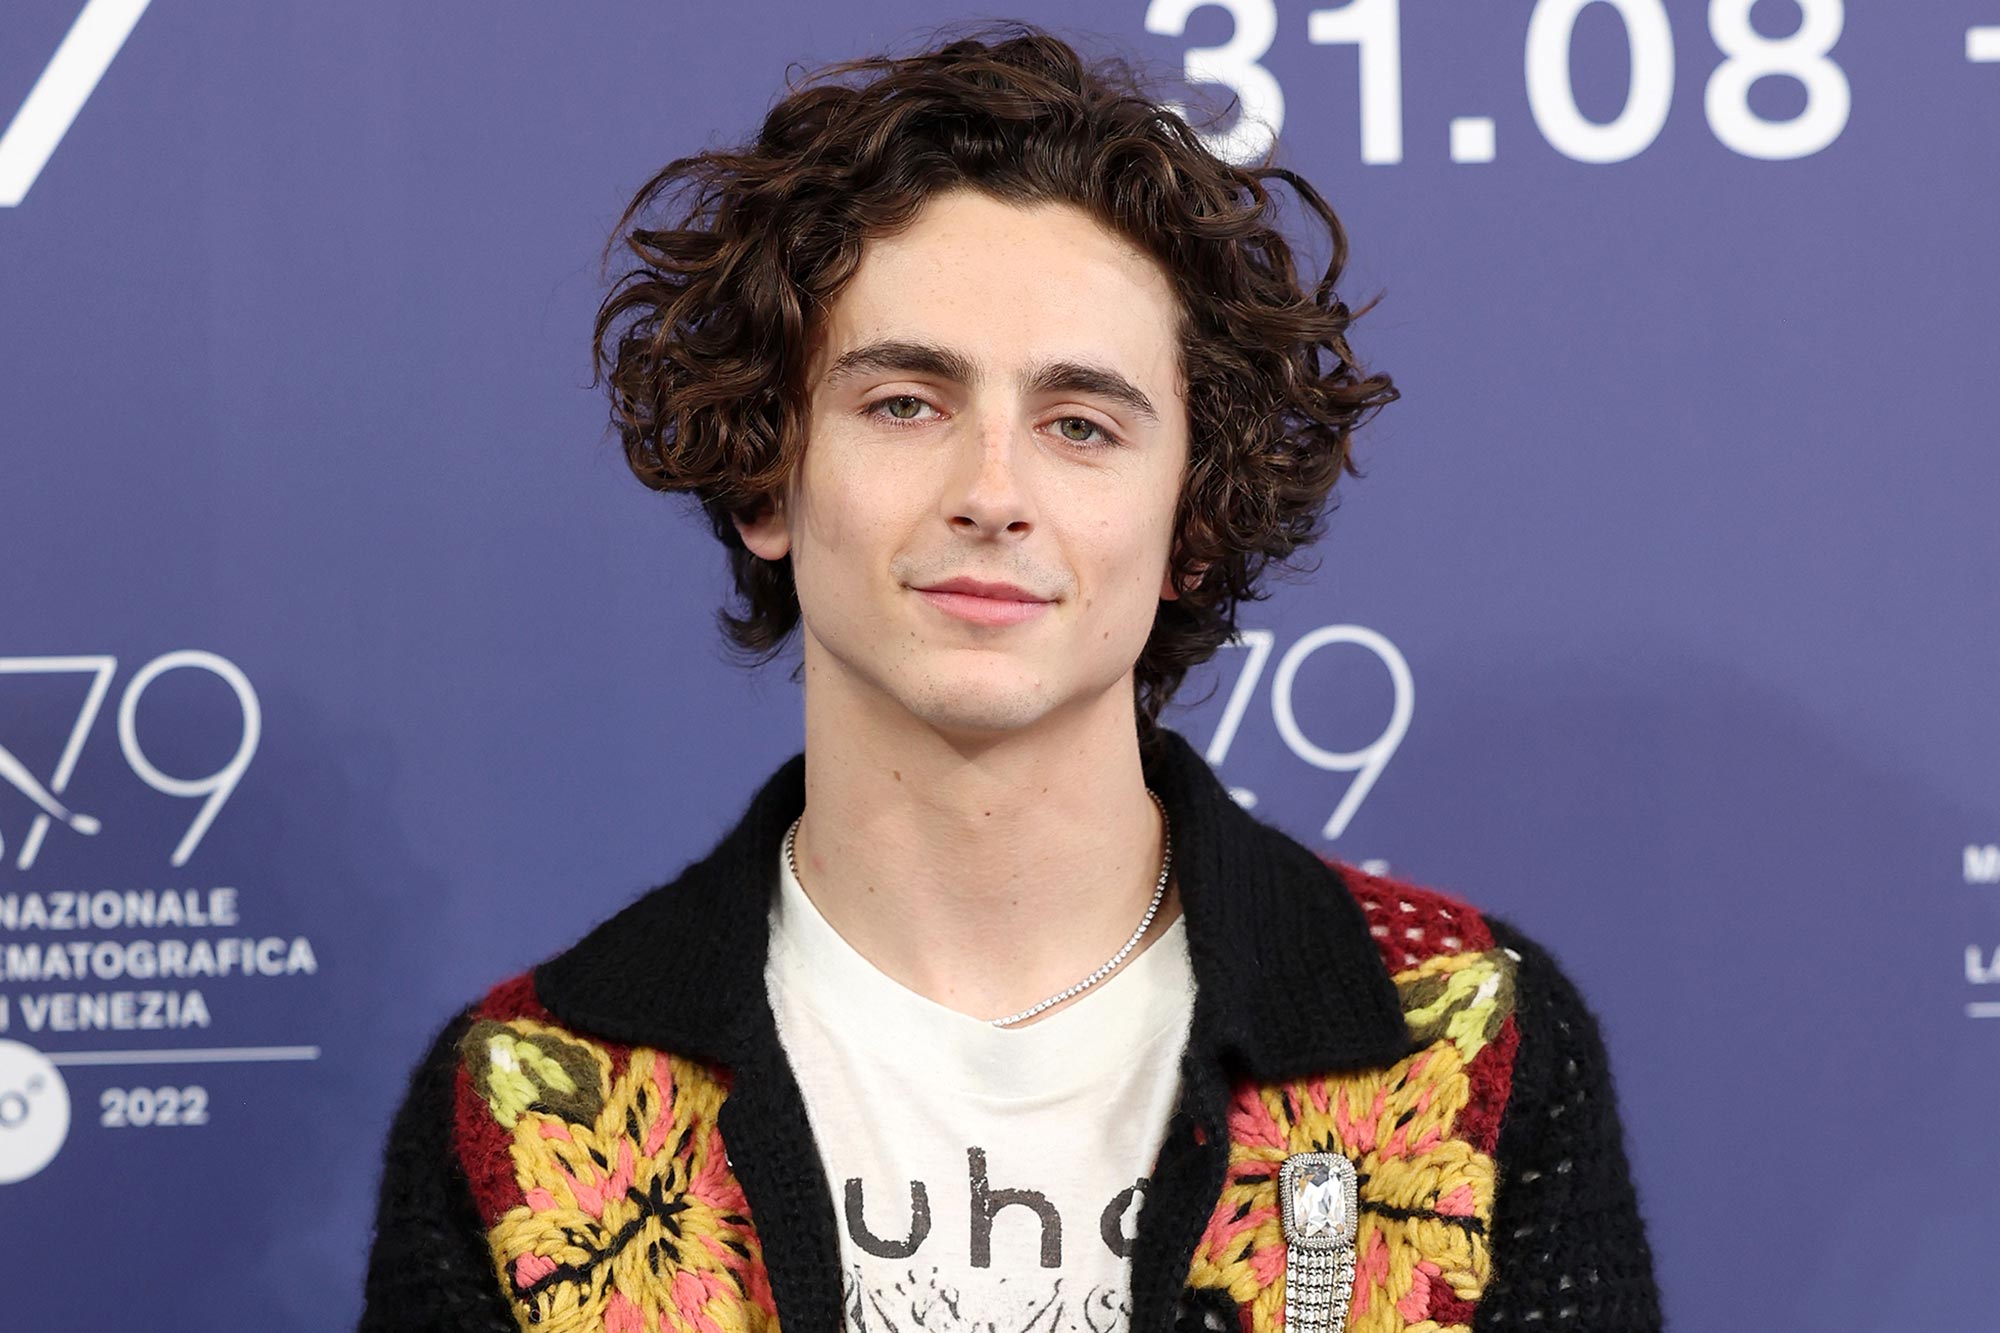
[358,1006,519,1333]
[1474,916,1664,1331]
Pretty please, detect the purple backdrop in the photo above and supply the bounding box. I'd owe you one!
[4,1,1998,1328]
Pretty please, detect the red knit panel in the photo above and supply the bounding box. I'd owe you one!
[1332,859,1522,1214]
[1458,1012,1520,1157]
[1331,859,1495,971]
[453,1060,515,1227]
[449,970,648,1226]
[482,969,547,1021]
[1430,1290,1479,1325]
[451,973,541,1225]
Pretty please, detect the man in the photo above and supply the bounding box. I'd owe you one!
[361,22,1662,1333]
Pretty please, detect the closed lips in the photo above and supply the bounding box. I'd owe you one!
[915,578,1051,602]
[913,579,1055,625]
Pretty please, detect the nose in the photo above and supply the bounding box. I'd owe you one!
[945,410,1036,539]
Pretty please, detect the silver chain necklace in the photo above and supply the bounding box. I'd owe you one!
[781,788,1173,1028]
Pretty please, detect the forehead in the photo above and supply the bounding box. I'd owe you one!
[810,188,1185,395]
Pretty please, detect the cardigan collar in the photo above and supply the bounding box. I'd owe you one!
[535,725,1412,1083]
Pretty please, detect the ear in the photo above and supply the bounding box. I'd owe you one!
[732,500,792,562]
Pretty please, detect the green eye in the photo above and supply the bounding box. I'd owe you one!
[1058,417,1113,446]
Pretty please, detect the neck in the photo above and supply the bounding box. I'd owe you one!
[789,647,1181,1026]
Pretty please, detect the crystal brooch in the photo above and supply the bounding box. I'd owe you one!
[1278,1151,1359,1332]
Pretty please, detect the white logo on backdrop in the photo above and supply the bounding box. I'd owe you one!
[1199,626,1413,842]
[1145,0,1858,166]
[0,1039,70,1183]
[0,652,257,871]
[1,653,318,1178]
[0,0,153,207]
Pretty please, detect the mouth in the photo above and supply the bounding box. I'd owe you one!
[911,577,1055,627]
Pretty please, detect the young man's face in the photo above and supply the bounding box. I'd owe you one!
[738,186,1190,740]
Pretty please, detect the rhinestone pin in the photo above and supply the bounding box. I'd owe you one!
[1279,1151,1359,1332]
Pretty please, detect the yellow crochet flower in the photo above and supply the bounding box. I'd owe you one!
[463,1019,777,1333]
[1185,950,1515,1333]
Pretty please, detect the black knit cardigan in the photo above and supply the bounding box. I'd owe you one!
[358,728,1663,1331]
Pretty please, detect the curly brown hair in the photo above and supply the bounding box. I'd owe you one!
[591,19,1397,731]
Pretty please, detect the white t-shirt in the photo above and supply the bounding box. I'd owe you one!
[766,847,1196,1331]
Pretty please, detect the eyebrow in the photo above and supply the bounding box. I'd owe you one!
[820,337,1161,426]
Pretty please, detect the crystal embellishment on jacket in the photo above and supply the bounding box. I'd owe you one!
[1288,1154,1353,1238]
[1279,1151,1359,1332]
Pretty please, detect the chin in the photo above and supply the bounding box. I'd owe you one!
[889,655,1138,742]
[895,677,1060,738]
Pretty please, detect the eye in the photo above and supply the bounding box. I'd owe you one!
[1053,416,1119,448]
[864,394,938,425]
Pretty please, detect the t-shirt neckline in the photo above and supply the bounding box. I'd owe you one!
[767,847,1194,1105]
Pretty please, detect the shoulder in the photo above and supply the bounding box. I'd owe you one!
[379,974,580,1229]
[405,969,769,1326]
[437,970,731,1221]
[1334,859,1501,971]
[1331,859,1600,1037]
[1323,874,1665,1324]
[1336,862,1523,1058]
[1331,860,1640,1159]
[1329,860,1633,1136]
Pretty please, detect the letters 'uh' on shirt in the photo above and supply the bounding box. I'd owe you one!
[765,846,1196,1330]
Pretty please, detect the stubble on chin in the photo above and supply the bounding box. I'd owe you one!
[875,649,1060,739]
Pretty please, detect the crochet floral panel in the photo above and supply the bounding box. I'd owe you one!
[448,871,1518,1333]
[1183,870,1520,1333]
[452,975,778,1333]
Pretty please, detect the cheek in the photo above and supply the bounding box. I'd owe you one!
[794,444,927,586]
[1080,505,1175,637]
[794,433,870,555]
